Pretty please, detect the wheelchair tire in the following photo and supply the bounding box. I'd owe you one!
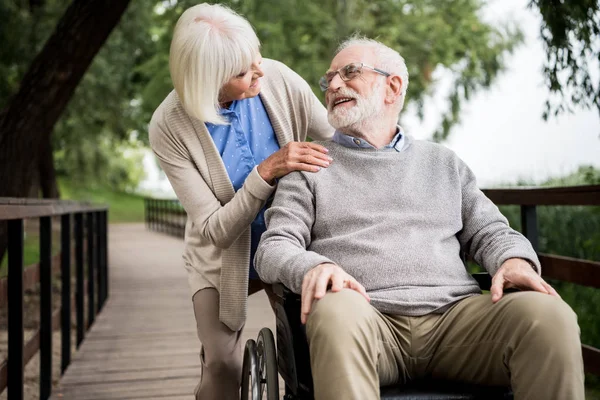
[257,328,279,400]
[241,339,260,400]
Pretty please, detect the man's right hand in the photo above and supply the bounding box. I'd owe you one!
[300,263,370,324]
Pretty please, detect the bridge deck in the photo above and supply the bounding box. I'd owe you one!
[50,224,276,400]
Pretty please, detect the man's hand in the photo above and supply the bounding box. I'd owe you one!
[490,258,560,303]
[300,263,370,324]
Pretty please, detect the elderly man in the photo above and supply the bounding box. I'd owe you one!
[254,37,584,400]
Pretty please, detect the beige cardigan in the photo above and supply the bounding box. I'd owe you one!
[149,59,334,331]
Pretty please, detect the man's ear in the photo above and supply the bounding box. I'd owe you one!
[385,76,402,105]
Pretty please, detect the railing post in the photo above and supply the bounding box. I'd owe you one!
[87,212,96,328]
[520,205,539,251]
[39,216,52,400]
[169,200,174,236]
[151,199,155,231]
[95,211,104,313]
[60,214,71,374]
[158,199,163,233]
[8,219,24,400]
[75,213,85,347]
[104,210,109,300]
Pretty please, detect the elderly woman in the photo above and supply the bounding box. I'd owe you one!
[148,3,333,399]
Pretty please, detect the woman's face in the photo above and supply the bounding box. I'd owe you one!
[219,55,264,105]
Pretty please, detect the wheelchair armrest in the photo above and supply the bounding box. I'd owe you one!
[471,272,492,290]
[272,282,301,302]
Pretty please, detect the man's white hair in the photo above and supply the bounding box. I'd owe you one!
[336,36,409,112]
[169,3,260,124]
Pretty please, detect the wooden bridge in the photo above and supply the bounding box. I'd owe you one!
[1,185,599,399]
[43,223,274,399]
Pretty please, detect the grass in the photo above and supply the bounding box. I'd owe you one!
[0,229,62,277]
[59,179,146,223]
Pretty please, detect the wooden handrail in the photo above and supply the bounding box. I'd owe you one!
[539,254,600,288]
[482,185,600,206]
[0,197,107,220]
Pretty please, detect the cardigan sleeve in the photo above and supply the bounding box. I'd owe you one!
[149,107,276,249]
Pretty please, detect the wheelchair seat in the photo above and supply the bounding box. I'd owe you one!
[242,274,513,400]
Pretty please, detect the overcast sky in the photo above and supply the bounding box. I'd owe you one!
[403,0,600,187]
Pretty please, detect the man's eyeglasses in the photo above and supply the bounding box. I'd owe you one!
[319,62,391,92]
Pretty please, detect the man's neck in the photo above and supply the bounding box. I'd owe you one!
[340,118,398,149]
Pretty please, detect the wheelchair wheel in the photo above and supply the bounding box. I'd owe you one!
[257,328,279,400]
[241,339,260,400]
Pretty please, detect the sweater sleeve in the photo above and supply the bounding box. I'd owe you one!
[254,172,335,293]
[456,158,541,276]
[149,110,275,249]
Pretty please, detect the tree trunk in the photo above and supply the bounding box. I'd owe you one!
[39,134,60,199]
[0,0,131,261]
[0,0,131,198]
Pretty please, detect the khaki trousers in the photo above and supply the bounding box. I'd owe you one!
[192,280,275,400]
[306,289,584,400]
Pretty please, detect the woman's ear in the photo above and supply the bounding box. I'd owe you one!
[385,76,403,105]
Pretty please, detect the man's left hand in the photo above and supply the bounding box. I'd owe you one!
[490,258,560,303]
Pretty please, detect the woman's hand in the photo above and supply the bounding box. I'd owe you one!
[257,142,332,184]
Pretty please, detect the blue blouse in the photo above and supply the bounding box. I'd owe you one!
[205,96,280,279]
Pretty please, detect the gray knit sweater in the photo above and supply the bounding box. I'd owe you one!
[254,136,540,316]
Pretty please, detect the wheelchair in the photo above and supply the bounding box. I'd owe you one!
[241,273,513,400]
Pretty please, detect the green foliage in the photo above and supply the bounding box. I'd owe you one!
[0,0,68,109]
[138,0,523,142]
[54,134,146,193]
[497,167,600,393]
[0,0,155,192]
[529,0,600,120]
[52,1,157,189]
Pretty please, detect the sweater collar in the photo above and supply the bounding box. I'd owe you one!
[332,126,405,151]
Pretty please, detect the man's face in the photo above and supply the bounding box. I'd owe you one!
[325,46,386,130]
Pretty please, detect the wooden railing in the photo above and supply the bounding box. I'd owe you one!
[144,197,185,238]
[144,184,600,376]
[483,185,600,377]
[0,198,109,400]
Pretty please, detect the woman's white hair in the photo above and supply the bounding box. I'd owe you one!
[337,36,410,112]
[169,3,260,124]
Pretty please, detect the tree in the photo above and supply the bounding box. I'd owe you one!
[529,0,600,120]
[0,0,131,261]
[139,0,522,143]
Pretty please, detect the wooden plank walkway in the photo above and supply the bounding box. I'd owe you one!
[51,223,276,400]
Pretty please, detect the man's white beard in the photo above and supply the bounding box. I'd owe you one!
[327,82,384,135]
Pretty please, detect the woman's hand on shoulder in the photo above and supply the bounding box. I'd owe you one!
[257,142,332,184]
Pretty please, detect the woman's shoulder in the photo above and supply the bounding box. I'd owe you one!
[151,90,185,124]
[262,58,310,90]
[149,90,193,143]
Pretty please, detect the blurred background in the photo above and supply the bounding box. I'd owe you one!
[0,0,599,397]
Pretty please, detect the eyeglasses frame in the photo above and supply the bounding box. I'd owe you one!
[319,62,391,91]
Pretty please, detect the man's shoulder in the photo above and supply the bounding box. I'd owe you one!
[408,138,462,163]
